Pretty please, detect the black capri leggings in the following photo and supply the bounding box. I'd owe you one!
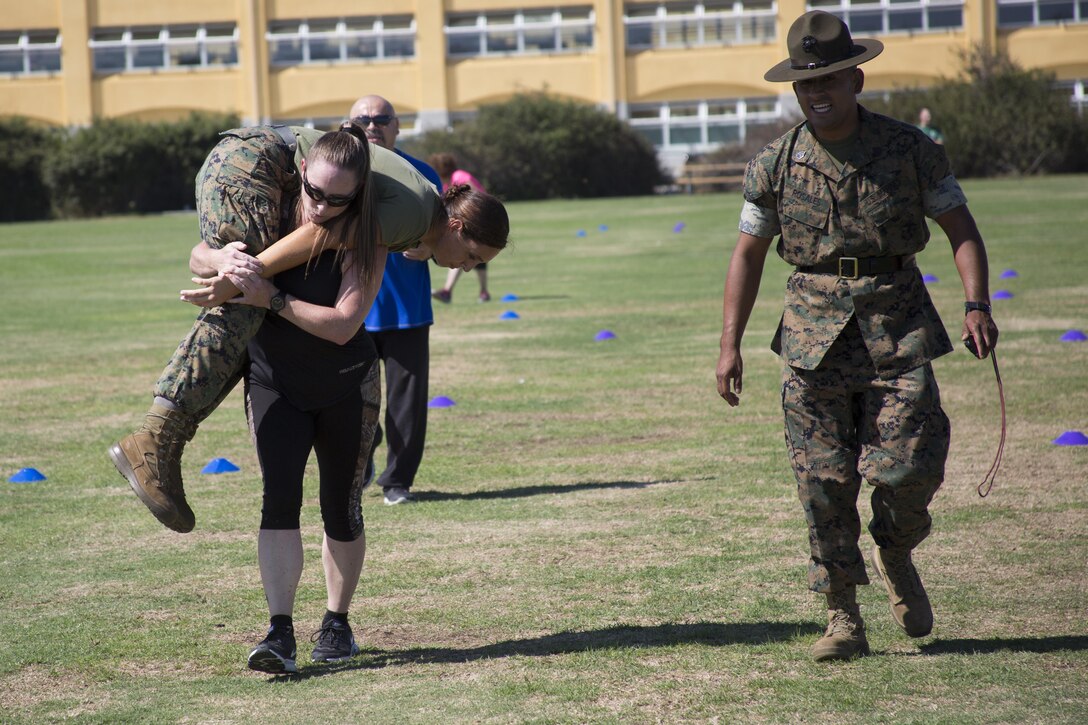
[245,371,378,541]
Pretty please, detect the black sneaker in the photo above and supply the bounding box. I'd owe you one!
[310,619,360,663]
[248,626,298,674]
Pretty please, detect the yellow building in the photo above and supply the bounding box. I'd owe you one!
[2,0,1086,169]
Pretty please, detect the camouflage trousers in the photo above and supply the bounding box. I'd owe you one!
[782,317,950,594]
[153,127,299,422]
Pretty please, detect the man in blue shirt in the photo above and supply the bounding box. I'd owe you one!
[349,95,440,505]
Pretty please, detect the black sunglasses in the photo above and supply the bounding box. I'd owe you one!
[352,114,395,127]
[302,170,359,207]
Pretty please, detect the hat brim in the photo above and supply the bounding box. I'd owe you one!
[764,39,883,82]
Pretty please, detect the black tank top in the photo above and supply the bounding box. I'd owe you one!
[249,250,375,410]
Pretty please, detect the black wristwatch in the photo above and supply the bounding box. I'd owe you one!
[269,290,287,314]
[964,301,992,315]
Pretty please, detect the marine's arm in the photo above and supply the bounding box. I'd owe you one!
[936,205,999,358]
[716,231,774,406]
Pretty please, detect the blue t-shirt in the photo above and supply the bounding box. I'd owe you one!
[364,149,441,332]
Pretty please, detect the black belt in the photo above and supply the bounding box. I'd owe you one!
[796,255,907,279]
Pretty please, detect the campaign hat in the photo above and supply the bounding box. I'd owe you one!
[764,10,883,82]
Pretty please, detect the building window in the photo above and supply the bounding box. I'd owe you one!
[90,24,237,74]
[267,16,415,65]
[624,1,777,50]
[627,97,782,150]
[809,0,964,34]
[0,29,62,75]
[445,8,594,57]
[996,0,1087,27]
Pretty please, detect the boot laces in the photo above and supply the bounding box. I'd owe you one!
[884,552,924,596]
[828,609,862,637]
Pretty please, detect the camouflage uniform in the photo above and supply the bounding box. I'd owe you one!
[740,107,966,593]
[154,126,320,423]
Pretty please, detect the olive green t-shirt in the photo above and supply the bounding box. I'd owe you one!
[291,127,439,253]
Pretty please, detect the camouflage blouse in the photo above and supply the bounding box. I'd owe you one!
[739,107,966,378]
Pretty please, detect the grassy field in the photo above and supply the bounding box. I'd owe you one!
[1,175,1086,723]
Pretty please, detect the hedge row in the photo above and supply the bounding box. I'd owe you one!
[0,112,238,222]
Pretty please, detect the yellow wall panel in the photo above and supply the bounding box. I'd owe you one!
[1002,25,1088,80]
[88,0,237,26]
[268,63,423,118]
[1,79,66,124]
[446,55,599,108]
[267,0,401,19]
[445,0,591,12]
[0,3,60,30]
[91,71,243,120]
[626,46,782,101]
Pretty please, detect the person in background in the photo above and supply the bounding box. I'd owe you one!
[428,152,492,303]
[917,107,945,145]
[348,94,440,506]
[715,11,997,663]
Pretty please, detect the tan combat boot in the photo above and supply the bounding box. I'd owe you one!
[812,587,870,662]
[108,403,197,533]
[871,545,933,637]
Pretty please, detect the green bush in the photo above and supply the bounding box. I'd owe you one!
[404,92,666,200]
[864,46,1088,177]
[0,118,62,222]
[43,112,238,217]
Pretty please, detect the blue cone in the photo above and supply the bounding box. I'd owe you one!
[499,310,520,320]
[598,224,609,232]
[1053,430,1088,446]
[501,293,519,302]
[9,467,46,483]
[428,395,456,408]
[1000,269,1019,279]
[1060,329,1087,342]
[673,222,686,233]
[201,458,240,474]
[922,274,939,283]
[576,229,587,237]
[993,290,1014,299]
[595,330,616,341]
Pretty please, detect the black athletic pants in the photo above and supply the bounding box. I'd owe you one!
[370,325,429,491]
[245,375,376,541]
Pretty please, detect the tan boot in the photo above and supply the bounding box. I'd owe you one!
[109,403,197,533]
[871,545,933,637]
[812,587,870,662]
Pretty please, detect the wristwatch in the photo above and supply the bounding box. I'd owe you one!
[269,290,287,314]
[964,301,992,315]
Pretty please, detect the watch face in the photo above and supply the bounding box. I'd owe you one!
[270,293,285,312]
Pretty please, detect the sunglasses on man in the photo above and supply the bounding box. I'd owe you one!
[352,114,395,127]
[302,169,359,207]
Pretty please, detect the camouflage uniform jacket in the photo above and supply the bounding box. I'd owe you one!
[739,107,967,378]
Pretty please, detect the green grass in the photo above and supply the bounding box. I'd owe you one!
[1,176,1087,723]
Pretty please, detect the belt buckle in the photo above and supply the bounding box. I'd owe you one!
[838,257,859,279]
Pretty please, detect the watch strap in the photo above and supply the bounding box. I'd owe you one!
[965,301,992,315]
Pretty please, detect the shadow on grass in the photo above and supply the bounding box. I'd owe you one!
[918,635,1088,656]
[273,620,822,682]
[410,478,691,503]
